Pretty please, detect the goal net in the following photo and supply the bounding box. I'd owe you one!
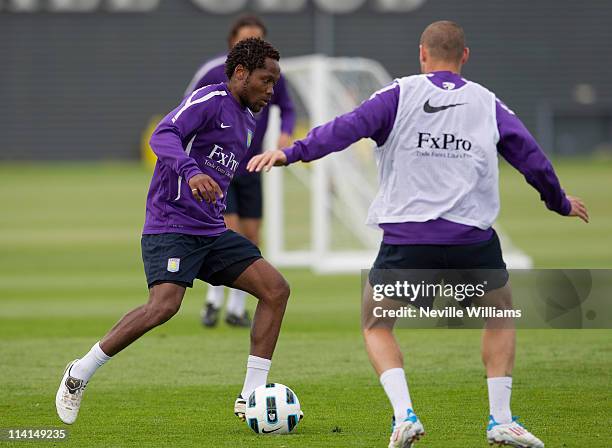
[263,55,532,273]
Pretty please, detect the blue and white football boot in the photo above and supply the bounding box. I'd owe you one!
[388,409,425,448]
[487,415,544,447]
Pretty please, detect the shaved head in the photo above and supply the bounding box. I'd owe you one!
[420,21,465,63]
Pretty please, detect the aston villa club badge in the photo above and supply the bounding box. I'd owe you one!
[167,258,180,273]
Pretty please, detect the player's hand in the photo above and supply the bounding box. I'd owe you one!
[277,132,292,150]
[188,174,223,204]
[247,150,288,172]
[567,195,589,223]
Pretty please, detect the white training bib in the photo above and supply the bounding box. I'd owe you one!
[366,74,500,230]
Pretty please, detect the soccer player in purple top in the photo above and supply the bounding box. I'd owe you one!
[249,21,589,448]
[56,38,292,427]
[185,15,296,328]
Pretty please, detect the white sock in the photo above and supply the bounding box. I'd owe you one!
[226,289,247,316]
[240,355,271,399]
[206,285,225,308]
[380,367,413,422]
[71,342,111,383]
[487,376,513,424]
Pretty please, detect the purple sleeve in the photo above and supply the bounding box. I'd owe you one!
[496,98,571,215]
[149,90,219,182]
[272,75,296,134]
[283,83,399,164]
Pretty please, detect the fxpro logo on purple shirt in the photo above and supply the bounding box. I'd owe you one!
[205,144,238,177]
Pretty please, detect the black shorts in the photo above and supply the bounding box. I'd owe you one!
[141,230,262,288]
[225,172,262,219]
[369,231,509,307]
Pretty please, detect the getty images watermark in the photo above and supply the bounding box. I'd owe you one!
[370,279,521,319]
[361,269,612,329]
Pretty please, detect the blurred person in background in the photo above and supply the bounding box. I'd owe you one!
[185,14,296,328]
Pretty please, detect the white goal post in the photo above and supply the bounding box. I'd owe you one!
[263,55,532,273]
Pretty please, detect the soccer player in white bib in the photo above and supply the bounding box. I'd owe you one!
[248,21,588,448]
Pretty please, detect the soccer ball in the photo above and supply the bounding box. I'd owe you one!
[245,383,301,434]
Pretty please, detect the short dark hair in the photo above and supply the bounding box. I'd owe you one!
[225,37,280,79]
[227,14,267,46]
[420,20,466,63]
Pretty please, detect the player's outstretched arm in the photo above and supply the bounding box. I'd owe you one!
[247,150,288,172]
[566,195,589,223]
[249,82,399,171]
[495,98,589,220]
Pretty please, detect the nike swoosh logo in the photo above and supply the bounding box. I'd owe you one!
[261,427,281,433]
[220,123,231,128]
[423,99,467,113]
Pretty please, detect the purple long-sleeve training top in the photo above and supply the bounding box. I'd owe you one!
[283,71,571,245]
[144,83,256,236]
[186,54,296,176]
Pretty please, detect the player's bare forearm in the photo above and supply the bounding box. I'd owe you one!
[247,150,288,172]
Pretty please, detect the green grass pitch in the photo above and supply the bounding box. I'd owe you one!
[0,160,610,447]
